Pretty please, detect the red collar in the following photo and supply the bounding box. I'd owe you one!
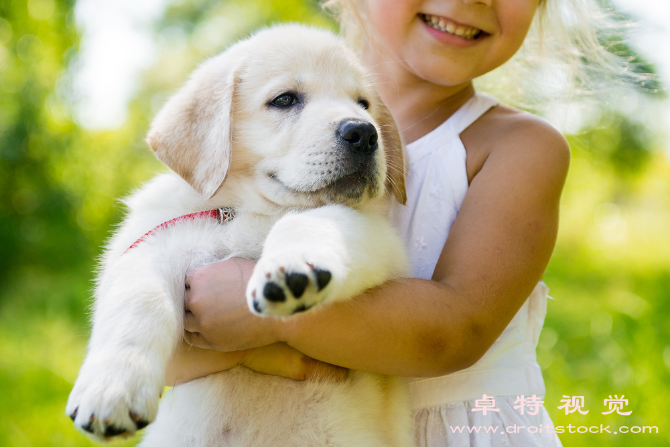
[124,207,236,254]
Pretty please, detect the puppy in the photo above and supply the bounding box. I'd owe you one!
[66,25,412,446]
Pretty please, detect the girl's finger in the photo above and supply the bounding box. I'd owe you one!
[183,331,212,350]
[303,358,349,383]
[184,310,199,332]
[183,276,192,311]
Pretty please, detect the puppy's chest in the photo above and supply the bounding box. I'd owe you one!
[214,213,277,260]
[174,211,279,261]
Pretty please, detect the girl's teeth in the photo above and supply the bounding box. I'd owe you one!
[422,14,481,40]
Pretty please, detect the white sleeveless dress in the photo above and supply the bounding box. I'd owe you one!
[390,93,563,447]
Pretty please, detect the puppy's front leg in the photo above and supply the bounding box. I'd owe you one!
[248,204,408,317]
[66,250,182,441]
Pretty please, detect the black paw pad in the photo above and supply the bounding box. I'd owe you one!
[69,407,78,421]
[285,273,309,298]
[263,282,286,302]
[292,303,314,314]
[82,421,95,434]
[130,411,150,430]
[104,425,127,437]
[314,269,332,291]
[135,419,150,430]
[252,300,262,313]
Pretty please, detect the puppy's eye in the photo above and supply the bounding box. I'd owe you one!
[270,93,298,108]
[357,98,370,110]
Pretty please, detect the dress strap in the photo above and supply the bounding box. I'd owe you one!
[449,92,499,136]
[404,93,500,164]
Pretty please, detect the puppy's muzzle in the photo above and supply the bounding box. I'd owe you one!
[337,119,378,155]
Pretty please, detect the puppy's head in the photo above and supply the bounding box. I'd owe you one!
[147,25,405,207]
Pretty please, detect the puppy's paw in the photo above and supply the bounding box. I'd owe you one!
[66,354,163,441]
[247,252,339,317]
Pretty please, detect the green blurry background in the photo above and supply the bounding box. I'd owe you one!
[0,0,668,446]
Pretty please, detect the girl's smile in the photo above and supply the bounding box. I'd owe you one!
[419,13,488,45]
[362,0,539,88]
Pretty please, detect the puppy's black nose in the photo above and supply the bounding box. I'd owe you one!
[337,119,378,154]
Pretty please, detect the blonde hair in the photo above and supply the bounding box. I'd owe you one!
[322,0,654,128]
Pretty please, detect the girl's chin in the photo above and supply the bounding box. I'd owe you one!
[404,56,479,88]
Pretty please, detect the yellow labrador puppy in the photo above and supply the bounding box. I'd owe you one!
[66,25,412,446]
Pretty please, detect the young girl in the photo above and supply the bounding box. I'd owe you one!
[167,0,627,445]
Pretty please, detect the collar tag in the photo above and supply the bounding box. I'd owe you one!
[216,207,236,224]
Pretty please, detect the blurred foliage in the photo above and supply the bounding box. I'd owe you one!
[541,125,670,446]
[1,0,669,446]
[0,0,82,291]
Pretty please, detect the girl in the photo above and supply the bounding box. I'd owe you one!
[168,0,629,445]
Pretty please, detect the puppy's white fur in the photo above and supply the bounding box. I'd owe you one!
[67,25,412,446]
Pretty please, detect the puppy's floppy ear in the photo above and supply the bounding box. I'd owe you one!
[146,57,241,198]
[374,96,407,205]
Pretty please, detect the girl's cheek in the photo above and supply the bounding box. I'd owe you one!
[366,0,416,35]
[504,0,538,37]
[367,2,395,33]
[496,1,538,56]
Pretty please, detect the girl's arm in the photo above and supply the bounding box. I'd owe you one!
[166,341,246,385]
[181,113,570,377]
[166,341,348,385]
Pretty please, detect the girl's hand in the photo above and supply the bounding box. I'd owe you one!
[183,257,279,351]
[241,342,348,383]
[166,341,348,386]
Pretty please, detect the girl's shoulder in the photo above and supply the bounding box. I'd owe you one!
[461,103,570,185]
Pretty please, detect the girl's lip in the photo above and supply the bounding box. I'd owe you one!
[418,13,488,48]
